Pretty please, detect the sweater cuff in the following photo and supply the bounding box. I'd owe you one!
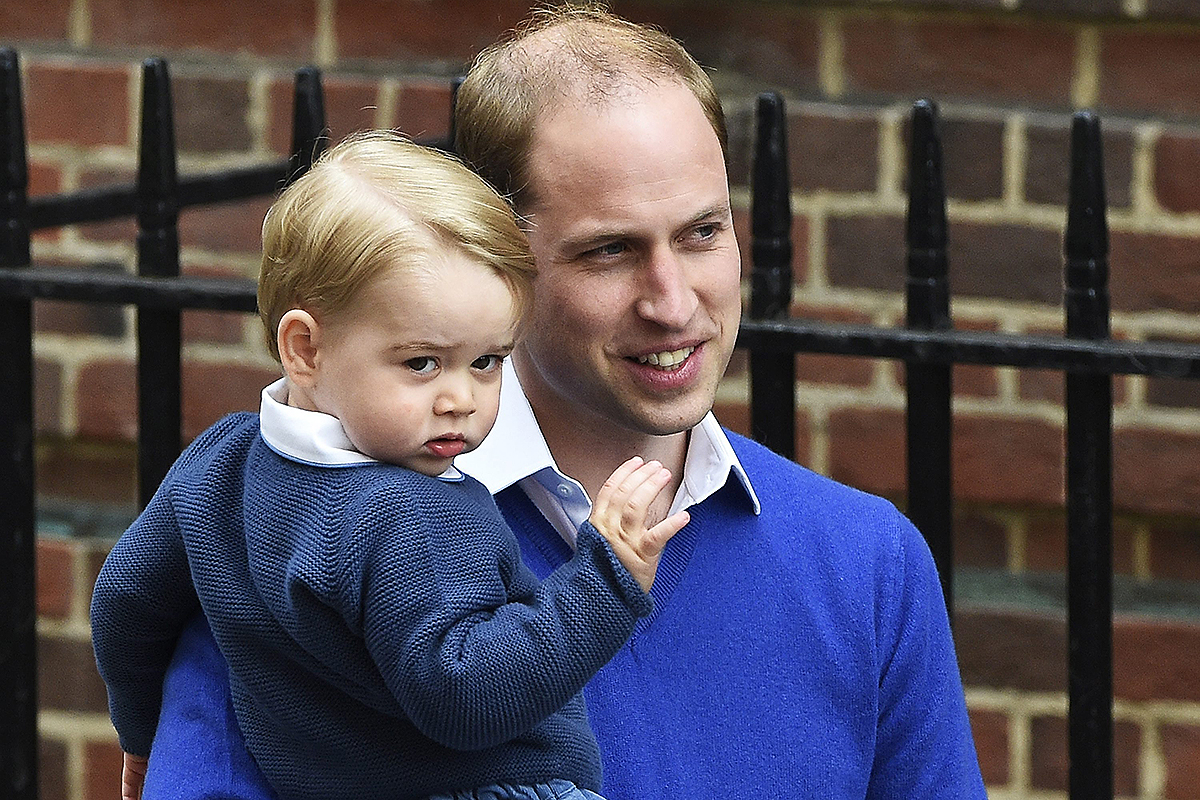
[576,520,654,619]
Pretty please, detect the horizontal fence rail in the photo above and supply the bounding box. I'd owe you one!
[2,47,1200,800]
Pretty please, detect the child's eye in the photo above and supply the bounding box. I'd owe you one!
[405,356,437,374]
[472,354,503,372]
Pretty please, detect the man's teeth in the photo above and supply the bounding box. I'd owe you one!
[636,347,695,368]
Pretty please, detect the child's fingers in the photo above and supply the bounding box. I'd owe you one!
[617,465,673,530]
[641,510,690,556]
[594,456,644,511]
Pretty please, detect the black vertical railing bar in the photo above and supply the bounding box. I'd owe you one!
[903,100,955,615]
[0,47,37,800]
[135,58,183,506]
[1064,111,1113,800]
[748,91,795,460]
[287,66,327,187]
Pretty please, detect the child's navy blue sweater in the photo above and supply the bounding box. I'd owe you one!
[91,412,652,800]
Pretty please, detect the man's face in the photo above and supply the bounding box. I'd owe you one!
[516,80,741,439]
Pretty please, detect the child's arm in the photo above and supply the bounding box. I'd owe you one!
[91,490,199,761]
[358,465,683,752]
[586,456,690,593]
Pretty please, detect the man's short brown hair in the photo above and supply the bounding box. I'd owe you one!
[454,2,727,212]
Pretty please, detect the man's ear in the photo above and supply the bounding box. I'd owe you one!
[277,309,321,389]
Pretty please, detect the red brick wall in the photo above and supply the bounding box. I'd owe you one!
[8,1,1200,797]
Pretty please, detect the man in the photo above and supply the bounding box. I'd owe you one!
[140,5,986,797]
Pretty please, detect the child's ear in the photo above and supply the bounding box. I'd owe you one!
[277,309,321,388]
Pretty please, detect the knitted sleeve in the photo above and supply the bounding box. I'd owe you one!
[352,480,652,752]
[866,505,987,799]
[90,479,199,758]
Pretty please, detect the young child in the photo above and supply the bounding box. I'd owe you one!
[90,131,689,800]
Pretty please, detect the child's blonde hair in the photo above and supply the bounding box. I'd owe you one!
[258,130,536,361]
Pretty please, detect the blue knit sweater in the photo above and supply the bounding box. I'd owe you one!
[91,413,653,800]
[137,428,986,798]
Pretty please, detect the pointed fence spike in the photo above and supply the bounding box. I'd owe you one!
[288,66,327,186]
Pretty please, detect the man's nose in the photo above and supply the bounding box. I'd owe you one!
[432,375,476,416]
[635,248,699,328]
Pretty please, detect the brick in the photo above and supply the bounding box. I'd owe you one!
[392,80,454,144]
[0,0,72,42]
[955,416,1064,506]
[24,60,131,147]
[1148,0,1200,20]
[733,206,809,285]
[1110,230,1200,314]
[75,360,136,441]
[179,194,273,255]
[1037,514,1136,576]
[1114,616,1200,703]
[1024,511,1066,572]
[83,739,123,800]
[1145,334,1200,410]
[1162,723,1200,800]
[968,708,1009,787]
[1026,119,1134,209]
[1114,428,1200,517]
[172,74,252,154]
[90,0,316,58]
[182,361,281,440]
[184,309,251,348]
[890,319,1001,399]
[791,302,876,389]
[715,399,811,468]
[1101,30,1200,118]
[36,440,137,506]
[39,737,68,800]
[940,116,1005,202]
[267,73,383,156]
[335,0,529,62]
[1021,0,1124,14]
[36,357,62,435]
[36,538,74,620]
[788,107,879,193]
[33,262,128,339]
[1155,132,1200,214]
[827,408,906,498]
[843,17,1075,106]
[826,214,905,293]
[957,607,1065,692]
[28,160,64,244]
[949,221,1063,304]
[725,103,754,190]
[38,634,110,713]
[954,509,1008,570]
[629,3,822,95]
[1148,520,1200,582]
[75,167,137,244]
[1030,714,1139,795]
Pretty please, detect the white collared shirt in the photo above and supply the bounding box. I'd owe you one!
[457,360,760,546]
[258,379,463,480]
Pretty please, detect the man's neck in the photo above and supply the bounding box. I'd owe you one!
[515,363,689,525]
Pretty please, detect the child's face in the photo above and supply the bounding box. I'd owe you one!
[307,250,519,476]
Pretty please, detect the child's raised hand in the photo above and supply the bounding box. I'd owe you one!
[122,751,148,800]
[588,456,690,593]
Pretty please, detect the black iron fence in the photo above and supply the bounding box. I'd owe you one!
[3,48,1200,800]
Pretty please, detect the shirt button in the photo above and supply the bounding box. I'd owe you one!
[556,484,572,498]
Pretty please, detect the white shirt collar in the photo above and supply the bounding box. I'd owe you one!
[457,360,760,544]
[258,378,463,480]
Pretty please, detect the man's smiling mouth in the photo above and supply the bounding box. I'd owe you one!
[634,346,695,369]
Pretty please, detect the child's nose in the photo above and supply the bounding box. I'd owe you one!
[433,376,476,416]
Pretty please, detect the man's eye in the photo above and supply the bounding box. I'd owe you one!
[405,357,437,374]
[588,241,627,258]
[472,354,503,371]
[694,223,718,239]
